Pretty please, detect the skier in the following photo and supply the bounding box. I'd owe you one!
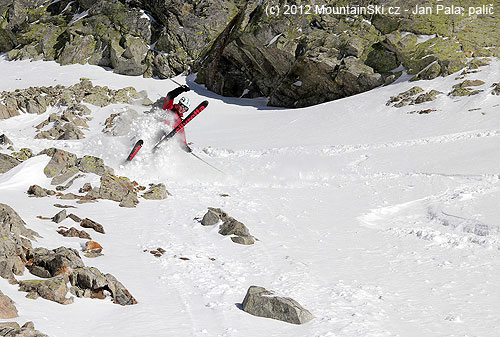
[125,84,209,162]
[162,84,192,153]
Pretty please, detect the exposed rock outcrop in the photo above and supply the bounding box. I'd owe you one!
[0,290,18,319]
[242,286,314,325]
[201,208,256,245]
[0,154,20,174]
[0,204,40,281]
[0,321,48,337]
[0,0,497,108]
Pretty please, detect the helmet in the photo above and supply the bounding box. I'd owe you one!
[178,97,190,111]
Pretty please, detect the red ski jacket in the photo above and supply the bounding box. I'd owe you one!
[162,87,187,146]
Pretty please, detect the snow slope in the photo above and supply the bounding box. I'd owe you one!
[1,55,500,337]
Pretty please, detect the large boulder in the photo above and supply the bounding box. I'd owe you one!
[42,148,78,180]
[19,275,74,305]
[0,154,20,174]
[141,183,170,200]
[69,267,137,305]
[242,286,314,325]
[77,155,114,176]
[0,134,13,146]
[88,174,139,208]
[0,204,39,281]
[25,247,84,278]
[0,290,18,319]
[0,321,48,337]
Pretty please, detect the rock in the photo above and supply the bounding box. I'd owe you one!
[141,183,170,200]
[104,273,138,306]
[80,218,105,234]
[0,290,18,319]
[0,134,13,146]
[468,58,491,69]
[0,321,48,337]
[11,148,33,161]
[335,57,383,97]
[79,183,93,193]
[219,218,250,237]
[57,227,91,240]
[0,204,40,280]
[242,286,314,325]
[95,174,139,208]
[0,153,21,174]
[492,83,500,96]
[449,80,484,97]
[58,193,81,200]
[119,192,138,208]
[387,86,425,107]
[25,247,84,278]
[27,185,55,197]
[19,275,74,305]
[201,209,221,226]
[59,122,85,140]
[54,204,77,209]
[69,267,137,305]
[110,35,149,76]
[59,34,97,66]
[231,236,255,245]
[77,155,114,176]
[42,149,78,178]
[454,80,486,88]
[414,90,443,104]
[52,210,67,223]
[68,214,82,223]
[51,166,79,186]
[407,109,437,115]
[84,241,102,254]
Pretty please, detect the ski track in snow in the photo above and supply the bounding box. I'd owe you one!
[203,127,500,159]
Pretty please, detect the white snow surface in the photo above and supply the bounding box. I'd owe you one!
[1,55,500,336]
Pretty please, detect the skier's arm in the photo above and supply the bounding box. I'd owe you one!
[162,85,190,110]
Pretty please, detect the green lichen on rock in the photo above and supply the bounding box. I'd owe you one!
[11,148,33,161]
[141,183,170,200]
[449,79,485,96]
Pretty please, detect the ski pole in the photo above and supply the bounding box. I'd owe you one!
[169,78,183,87]
[190,152,226,175]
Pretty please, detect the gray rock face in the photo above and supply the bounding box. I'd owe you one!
[0,290,18,319]
[52,210,67,224]
[0,134,13,146]
[69,267,137,306]
[0,204,39,281]
[242,286,314,325]
[0,321,48,337]
[57,227,91,240]
[19,275,74,305]
[27,185,55,198]
[0,154,20,174]
[141,184,170,200]
[26,247,84,278]
[80,218,105,234]
[202,208,256,244]
[201,209,221,226]
[42,148,78,179]
[91,174,139,208]
[77,156,114,176]
[218,218,250,237]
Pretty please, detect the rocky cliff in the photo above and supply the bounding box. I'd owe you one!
[0,0,498,107]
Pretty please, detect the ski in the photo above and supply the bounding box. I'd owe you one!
[152,100,209,152]
[125,139,144,161]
